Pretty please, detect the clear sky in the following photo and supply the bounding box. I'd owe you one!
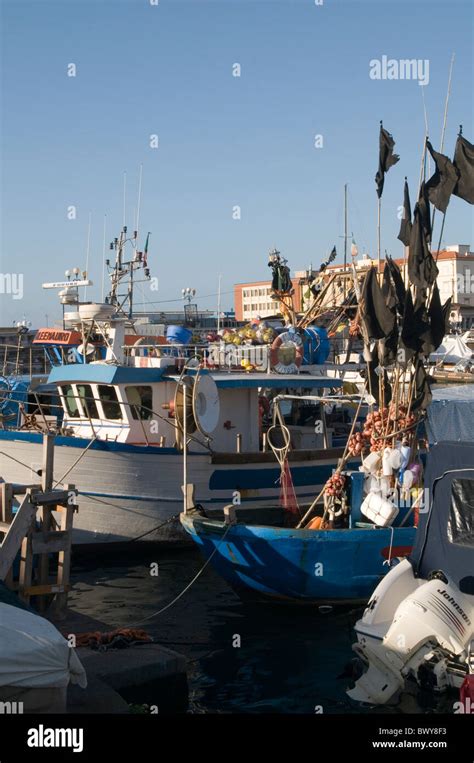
[1,0,473,326]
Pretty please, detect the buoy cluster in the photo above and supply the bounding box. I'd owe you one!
[207,323,275,346]
[348,404,418,456]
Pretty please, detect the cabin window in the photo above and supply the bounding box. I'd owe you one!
[60,384,81,418]
[448,478,474,547]
[76,384,99,419]
[125,386,153,420]
[97,385,122,420]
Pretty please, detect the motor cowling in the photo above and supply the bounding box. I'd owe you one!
[348,574,474,705]
[384,579,473,659]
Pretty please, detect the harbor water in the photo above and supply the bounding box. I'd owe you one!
[69,547,452,715]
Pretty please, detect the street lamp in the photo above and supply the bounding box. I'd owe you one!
[182,287,196,305]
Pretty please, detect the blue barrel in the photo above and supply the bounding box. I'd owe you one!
[166,325,193,344]
[302,326,330,365]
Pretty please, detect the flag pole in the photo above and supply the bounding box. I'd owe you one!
[431,53,455,243]
[377,195,381,276]
[343,183,348,299]
[84,211,92,300]
[402,176,408,286]
[439,54,455,155]
[217,274,222,334]
[101,214,107,302]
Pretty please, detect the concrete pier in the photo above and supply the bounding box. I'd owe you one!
[51,609,188,714]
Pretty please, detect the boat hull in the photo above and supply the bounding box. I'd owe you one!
[180,512,416,603]
[0,431,353,546]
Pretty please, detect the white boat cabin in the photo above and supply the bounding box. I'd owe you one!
[48,365,343,453]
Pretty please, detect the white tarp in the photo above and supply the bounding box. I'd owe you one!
[0,603,87,688]
[430,335,473,365]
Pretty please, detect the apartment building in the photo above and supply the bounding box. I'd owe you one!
[234,245,474,329]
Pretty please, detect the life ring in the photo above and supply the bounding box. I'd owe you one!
[270,331,304,374]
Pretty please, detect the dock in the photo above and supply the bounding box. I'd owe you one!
[0,433,189,714]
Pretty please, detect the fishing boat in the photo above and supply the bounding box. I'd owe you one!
[0,224,378,546]
[0,349,361,546]
[180,495,416,605]
[180,387,422,604]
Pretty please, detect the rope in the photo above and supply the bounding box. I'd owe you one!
[111,520,233,628]
[383,525,395,566]
[0,451,40,474]
[53,436,98,487]
[79,493,179,543]
[266,410,301,517]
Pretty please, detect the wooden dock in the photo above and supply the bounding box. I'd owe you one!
[0,432,77,614]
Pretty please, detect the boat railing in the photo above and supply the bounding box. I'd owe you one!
[123,341,273,372]
[0,343,52,377]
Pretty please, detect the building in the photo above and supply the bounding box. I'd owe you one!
[234,245,474,330]
[431,245,474,330]
[132,309,238,332]
[0,326,47,375]
[234,280,304,322]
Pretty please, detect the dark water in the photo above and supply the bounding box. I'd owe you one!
[68,548,449,714]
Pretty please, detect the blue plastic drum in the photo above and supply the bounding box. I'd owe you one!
[166,325,193,344]
[302,326,330,365]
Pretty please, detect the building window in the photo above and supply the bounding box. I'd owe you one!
[125,386,153,420]
[76,384,99,419]
[98,385,123,420]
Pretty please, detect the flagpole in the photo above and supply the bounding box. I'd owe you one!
[135,163,143,237]
[101,214,107,302]
[84,211,92,300]
[123,171,127,227]
[217,274,222,334]
[417,136,427,200]
[431,53,455,242]
[440,54,455,155]
[344,183,348,299]
[377,196,381,276]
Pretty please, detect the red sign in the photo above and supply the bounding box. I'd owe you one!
[33,328,82,345]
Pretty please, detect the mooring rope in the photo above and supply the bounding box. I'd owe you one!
[111,520,233,628]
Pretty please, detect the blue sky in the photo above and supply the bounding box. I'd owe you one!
[1,0,473,326]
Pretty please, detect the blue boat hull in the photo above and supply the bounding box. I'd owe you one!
[180,512,416,603]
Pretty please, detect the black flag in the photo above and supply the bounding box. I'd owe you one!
[375,125,400,198]
[408,183,438,290]
[442,296,452,332]
[399,289,429,360]
[453,134,474,204]
[417,181,432,243]
[385,256,406,314]
[359,267,396,340]
[382,260,398,312]
[425,140,459,214]
[319,246,337,273]
[397,178,412,246]
[420,284,448,356]
[410,357,432,412]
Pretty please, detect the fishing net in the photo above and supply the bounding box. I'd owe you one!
[279,458,300,517]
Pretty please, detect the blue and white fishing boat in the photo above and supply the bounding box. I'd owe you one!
[180,467,416,604]
[0,229,367,547]
[0,356,353,546]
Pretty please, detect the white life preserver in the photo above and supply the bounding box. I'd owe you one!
[270,331,304,374]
